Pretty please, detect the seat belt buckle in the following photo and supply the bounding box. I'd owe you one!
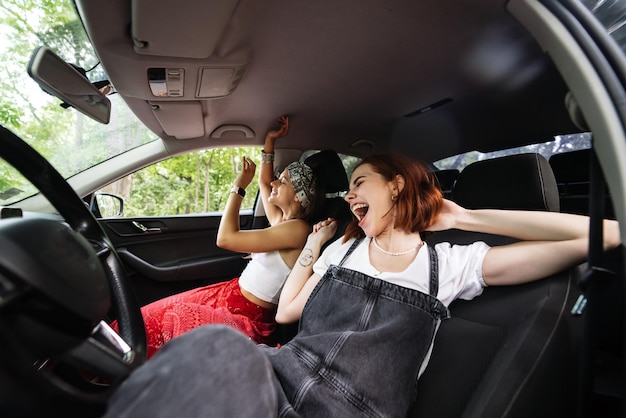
[571,294,587,316]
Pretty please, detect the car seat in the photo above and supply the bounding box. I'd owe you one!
[433,168,459,198]
[414,153,581,418]
[303,149,352,246]
[274,150,352,345]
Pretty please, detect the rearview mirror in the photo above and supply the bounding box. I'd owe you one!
[27,46,111,124]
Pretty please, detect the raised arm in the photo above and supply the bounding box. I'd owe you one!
[276,218,338,323]
[429,199,621,286]
[216,155,310,254]
[259,116,290,226]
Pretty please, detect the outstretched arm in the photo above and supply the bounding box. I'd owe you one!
[276,218,338,323]
[259,116,289,226]
[429,199,621,286]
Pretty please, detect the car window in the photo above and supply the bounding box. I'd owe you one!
[98,147,261,217]
[582,0,626,52]
[433,133,592,171]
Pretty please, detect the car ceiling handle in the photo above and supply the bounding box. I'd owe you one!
[131,220,162,234]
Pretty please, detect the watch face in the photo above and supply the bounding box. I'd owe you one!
[232,186,245,197]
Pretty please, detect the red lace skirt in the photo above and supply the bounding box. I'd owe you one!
[111,278,277,358]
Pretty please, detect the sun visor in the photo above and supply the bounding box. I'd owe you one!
[150,101,205,139]
[131,0,240,58]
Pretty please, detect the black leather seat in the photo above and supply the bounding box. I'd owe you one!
[549,148,615,219]
[433,168,459,198]
[414,153,580,418]
[304,149,352,245]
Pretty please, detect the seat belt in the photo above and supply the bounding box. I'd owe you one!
[571,144,617,418]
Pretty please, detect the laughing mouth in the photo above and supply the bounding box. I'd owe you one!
[351,203,369,221]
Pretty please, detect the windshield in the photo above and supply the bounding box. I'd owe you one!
[0,0,156,205]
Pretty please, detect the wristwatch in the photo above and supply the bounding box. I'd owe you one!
[230,185,246,198]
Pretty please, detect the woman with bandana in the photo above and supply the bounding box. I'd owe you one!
[114,116,323,358]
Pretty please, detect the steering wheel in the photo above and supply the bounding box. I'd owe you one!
[0,125,146,415]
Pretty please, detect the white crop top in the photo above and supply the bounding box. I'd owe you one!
[238,251,292,305]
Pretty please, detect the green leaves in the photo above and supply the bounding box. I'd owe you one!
[102,147,262,216]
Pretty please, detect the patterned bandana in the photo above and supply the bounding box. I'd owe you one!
[286,161,316,209]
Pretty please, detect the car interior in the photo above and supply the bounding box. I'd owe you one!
[1,0,626,417]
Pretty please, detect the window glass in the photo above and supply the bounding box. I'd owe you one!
[581,0,626,53]
[433,133,592,171]
[99,147,260,217]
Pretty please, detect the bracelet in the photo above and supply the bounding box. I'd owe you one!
[261,150,274,164]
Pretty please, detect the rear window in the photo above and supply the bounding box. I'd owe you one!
[433,133,592,171]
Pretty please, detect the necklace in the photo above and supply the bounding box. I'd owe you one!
[371,237,423,256]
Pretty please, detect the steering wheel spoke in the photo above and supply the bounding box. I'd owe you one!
[61,321,136,380]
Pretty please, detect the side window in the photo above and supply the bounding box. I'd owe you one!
[98,147,260,217]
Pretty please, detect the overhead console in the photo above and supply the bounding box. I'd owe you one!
[147,64,247,99]
[127,0,247,139]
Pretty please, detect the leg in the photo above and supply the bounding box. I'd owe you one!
[103,325,278,418]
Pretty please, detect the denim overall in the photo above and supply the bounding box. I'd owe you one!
[265,238,450,418]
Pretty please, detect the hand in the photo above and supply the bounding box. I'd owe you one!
[234,156,256,189]
[265,116,289,143]
[426,199,465,231]
[309,218,338,246]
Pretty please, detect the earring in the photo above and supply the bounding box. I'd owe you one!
[391,194,397,201]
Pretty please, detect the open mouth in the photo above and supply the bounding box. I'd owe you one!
[351,203,369,221]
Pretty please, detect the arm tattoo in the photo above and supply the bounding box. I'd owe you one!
[299,248,314,267]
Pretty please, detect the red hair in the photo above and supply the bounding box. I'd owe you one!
[344,153,443,242]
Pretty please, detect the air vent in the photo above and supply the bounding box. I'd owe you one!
[404,98,453,118]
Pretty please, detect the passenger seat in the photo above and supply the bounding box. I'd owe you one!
[303,149,352,246]
[433,168,459,198]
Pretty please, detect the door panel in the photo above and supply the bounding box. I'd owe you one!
[99,212,253,306]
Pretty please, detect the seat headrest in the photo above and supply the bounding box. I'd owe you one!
[304,150,349,194]
[548,148,591,184]
[433,169,459,196]
[452,153,560,211]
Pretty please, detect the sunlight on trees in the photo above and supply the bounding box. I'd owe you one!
[101,148,262,216]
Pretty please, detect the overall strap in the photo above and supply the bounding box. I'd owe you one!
[427,245,439,298]
[338,237,364,267]
[339,238,440,298]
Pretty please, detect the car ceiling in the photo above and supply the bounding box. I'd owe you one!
[75,0,579,162]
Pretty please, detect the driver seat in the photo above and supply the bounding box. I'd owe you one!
[415,153,580,418]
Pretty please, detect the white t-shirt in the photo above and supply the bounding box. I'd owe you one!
[313,236,490,306]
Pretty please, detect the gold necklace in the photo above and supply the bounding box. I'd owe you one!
[371,237,423,256]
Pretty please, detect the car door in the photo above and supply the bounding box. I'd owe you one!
[89,148,266,307]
